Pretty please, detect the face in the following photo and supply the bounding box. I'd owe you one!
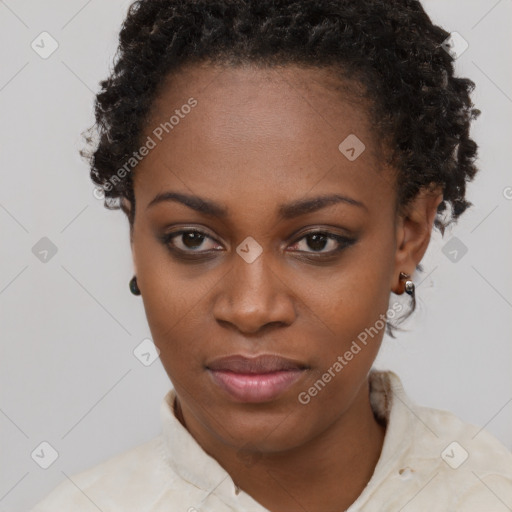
[130,63,402,453]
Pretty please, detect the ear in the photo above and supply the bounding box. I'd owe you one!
[391,185,443,294]
[121,197,137,274]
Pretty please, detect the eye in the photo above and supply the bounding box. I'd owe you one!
[161,229,222,254]
[288,231,356,255]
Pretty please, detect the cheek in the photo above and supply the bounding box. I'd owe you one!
[292,231,395,388]
[133,238,208,371]
[294,270,390,420]
[296,253,393,341]
[133,225,204,322]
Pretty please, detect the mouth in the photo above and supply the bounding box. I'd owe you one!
[206,354,309,403]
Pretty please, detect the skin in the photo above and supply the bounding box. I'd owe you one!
[125,63,443,512]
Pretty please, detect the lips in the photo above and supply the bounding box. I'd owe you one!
[206,354,308,373]
[206,354,309,403]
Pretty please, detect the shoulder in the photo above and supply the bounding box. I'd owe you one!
[455,473,512,511]
[400,397,512,509]
[30,436,182,511]
[380,370,512,476]
[366,371,512,510]
[416,404,512,507]
[411,401,512,472]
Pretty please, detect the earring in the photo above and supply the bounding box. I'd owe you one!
[129,276,141,296]
[399,272,415,296]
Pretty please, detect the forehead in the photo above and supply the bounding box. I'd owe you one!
[145,62,376,148]
[134,63,394,215]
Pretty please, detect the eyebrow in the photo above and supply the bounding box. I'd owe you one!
[146,191,367,218]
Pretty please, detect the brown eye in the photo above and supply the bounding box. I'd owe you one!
[288,231,356,255]
[181,232,206,249]
[162,229,221,253]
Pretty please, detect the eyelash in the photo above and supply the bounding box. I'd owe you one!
[159,228,356,261]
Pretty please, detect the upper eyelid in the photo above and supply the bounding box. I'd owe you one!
[167,228,221,244]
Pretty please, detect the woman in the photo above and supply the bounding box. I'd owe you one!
[32,0,512,510]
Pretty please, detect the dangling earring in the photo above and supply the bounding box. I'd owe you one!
[399,272,415,296]
[129,275,141,296]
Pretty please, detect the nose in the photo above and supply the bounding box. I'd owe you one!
[212,249,297,334]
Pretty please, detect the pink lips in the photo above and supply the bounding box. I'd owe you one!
[206,354,308,403]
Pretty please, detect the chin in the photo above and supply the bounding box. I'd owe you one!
[208,403,315,453]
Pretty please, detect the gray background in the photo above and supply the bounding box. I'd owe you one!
[0,0,511,510]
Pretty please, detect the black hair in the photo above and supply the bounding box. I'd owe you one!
[81,0,480,337]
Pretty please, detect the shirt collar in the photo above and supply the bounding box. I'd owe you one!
[159,369,413,505]
[159,388,231,492]
[347,369,415,509]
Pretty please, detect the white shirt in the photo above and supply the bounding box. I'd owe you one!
[31,369,512,511]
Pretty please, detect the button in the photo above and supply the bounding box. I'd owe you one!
[398,467,415,480]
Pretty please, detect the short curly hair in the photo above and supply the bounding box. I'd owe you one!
[81,0,480,337]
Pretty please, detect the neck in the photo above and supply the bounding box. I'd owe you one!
[175,378,386,512]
